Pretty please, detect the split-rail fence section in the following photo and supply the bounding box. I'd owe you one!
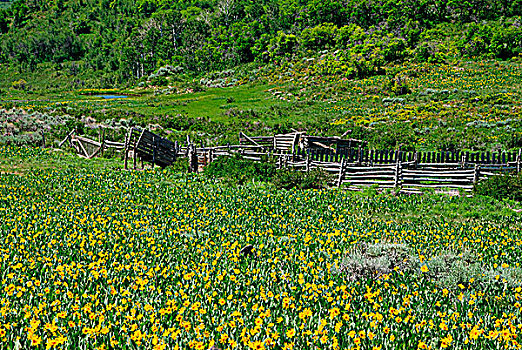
[59,128,522,194]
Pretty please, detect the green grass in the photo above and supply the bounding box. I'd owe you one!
[1,58,522,150]
[0,147,124,174]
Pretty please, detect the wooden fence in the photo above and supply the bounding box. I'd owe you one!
[125,128,178,169]
[60,128,522,194]
[59,129,125,159]
[186,145,520,194]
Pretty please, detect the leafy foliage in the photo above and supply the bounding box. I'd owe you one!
[272,168,331,190]
[0,0,520,84]
[203,153,277,185]
[475,173,522,201]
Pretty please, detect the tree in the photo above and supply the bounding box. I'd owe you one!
[0,9,9,34]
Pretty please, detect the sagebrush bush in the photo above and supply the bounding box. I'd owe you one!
[334,242,522,291]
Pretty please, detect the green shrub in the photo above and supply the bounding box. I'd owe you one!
[204,154,277,185]
[268,32,298,61]
[474,173,522,201]
[301,23,338,51]
[168,156,190,173]
[149,76,169,87]
[11,79,28,90]
[272,168,330,190]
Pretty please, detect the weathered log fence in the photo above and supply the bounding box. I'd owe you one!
[59,128,125,159]
[60,128,521,194]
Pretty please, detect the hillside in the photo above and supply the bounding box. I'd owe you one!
[0,0,521,151]
[3,3,522,349]
[0,0,521,85]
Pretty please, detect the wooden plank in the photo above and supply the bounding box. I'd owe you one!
[76,139,90,158]
[344,166,396,172]
[403,169,474,175]
[59,129,75,148]
[345,170,396,176]
[402,177,473,183]
[346,184,396,189]
[402,183,474,189]
[342,179,396,185]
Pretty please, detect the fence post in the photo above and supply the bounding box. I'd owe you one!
[461,152,467,169]
[152,135,157,167]
[473,164,480,185]
[100,128,105,157]
[517,148,522,174]
[337,158,346,187]
[132,145,137,170]
[394,159,402,188]
[208,148,214,164]
[188,145,194,173]
[194,145,199,173]
[124,130,129,170]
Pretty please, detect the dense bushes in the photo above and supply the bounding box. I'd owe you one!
[0,0,521,84]
[272,168,331,190]
[458,20,522,59]
[204,154,330,189]
[203,154,277,185]
[475,173,522,201]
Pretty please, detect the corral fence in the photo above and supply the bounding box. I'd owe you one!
[58,129,125,159]
[60,128,522,194]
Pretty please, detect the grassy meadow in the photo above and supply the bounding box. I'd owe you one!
[1,147,522,350]
[1,1,522,349]
[1,41,522,350]
[1,58,521,150]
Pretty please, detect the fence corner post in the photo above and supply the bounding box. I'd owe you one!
[192,145,199,173]
[124,131,129,170]
[517,148,522,174]
[473,164,480,185]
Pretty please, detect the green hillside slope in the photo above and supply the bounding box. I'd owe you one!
[0,0,521,86]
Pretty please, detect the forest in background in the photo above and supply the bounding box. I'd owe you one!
[0,0,521,153]
[0,0,521,87]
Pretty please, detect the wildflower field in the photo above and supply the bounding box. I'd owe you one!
[1,148,522,350]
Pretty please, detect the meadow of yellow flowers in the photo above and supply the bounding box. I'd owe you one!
[1,147,522,349]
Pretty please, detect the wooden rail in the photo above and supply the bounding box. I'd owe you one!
[59,127,522,194]
[60,129,125,159]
